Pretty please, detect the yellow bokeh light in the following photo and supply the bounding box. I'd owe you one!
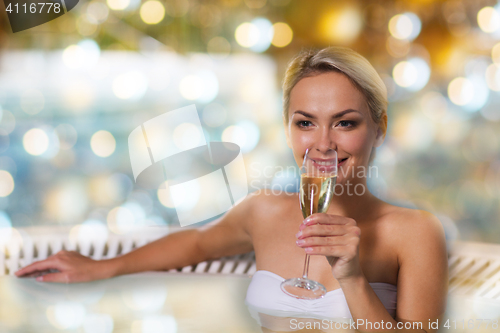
[319,7,363,44]
[140,1,165,25]
[448,77,474,106]
[0,170,14,197]
[106,0,130,10]
[235,22,259,48]
[271,22,293,47]
[492,43,500,65]
[389,14,412,39]
[23,128,49,156]
[90,130,116,157]
[477,7,500,33]
[392,61,417,87]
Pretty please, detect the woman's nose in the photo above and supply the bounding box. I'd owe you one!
[315,127,336,153]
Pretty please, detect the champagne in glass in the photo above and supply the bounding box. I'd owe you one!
[281,147,337,299]
[300,174,337,218]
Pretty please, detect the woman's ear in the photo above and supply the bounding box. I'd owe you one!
[374,113,387,148]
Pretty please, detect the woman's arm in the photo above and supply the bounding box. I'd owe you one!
[296,209,448,333]
[15,194,256,283]
[339,210,448,333]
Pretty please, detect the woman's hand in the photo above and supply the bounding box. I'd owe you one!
[295,213,363,282]
[15,250,115,283]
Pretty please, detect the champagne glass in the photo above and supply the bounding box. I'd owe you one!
[280,147,338,299]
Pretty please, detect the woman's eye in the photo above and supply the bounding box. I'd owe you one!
[338,120,355,128]
[297,121,313,128]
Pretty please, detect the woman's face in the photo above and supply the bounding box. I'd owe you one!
[285,71,384,183]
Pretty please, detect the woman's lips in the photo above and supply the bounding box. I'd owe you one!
[311,158,348,170]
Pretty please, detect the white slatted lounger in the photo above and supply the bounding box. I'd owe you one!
[2,227,500,306]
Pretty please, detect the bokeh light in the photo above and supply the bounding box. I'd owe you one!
[62,45,84,69]
[157,181,175,208]
[46,179,88,222]
[448,77,474,106]
[271,22,293,47]
[477,7,500,33]
[62,40,100,70]
[140,1,165,24]
[486,64,500,91]
[86,1,109,24]
[179,75,203,100]
[23,128,49,156]
[222,121,260,153]
[112,71,148,100]
[0,170,14,197]
[319,7,363,44]
[47,302,86,330]
[492,43,500,65]
[90,130,116,157]
[197,70,219,103]
[388,12,421,40]
[106,0,130,10]
[393,61,417,87]
[249,17,273,53]
[235,22,260,48]
[107,204,146,235]
[392,58,430,91]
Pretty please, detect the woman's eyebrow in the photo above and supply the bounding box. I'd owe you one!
[292,109,361,119]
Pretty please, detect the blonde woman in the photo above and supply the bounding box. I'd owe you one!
[16,46,448,331]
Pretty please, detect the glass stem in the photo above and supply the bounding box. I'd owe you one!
[302,254,310,279]
[302,185,314,280]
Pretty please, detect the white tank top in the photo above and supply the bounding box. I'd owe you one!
[245,270,397,321]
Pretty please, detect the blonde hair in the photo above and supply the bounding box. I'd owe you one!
[282,46,388,163]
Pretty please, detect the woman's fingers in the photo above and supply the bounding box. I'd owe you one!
[15,258,63,277]
[303,213,357,227]
[297,224,360,238]
[296,235,347,247]
[36,272,70,283]
[297,235,360,258]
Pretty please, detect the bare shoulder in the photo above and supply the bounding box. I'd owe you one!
[244,190,297,217]
[376,203,447,261]
[206,190,295,232]
[380,205,445,241]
